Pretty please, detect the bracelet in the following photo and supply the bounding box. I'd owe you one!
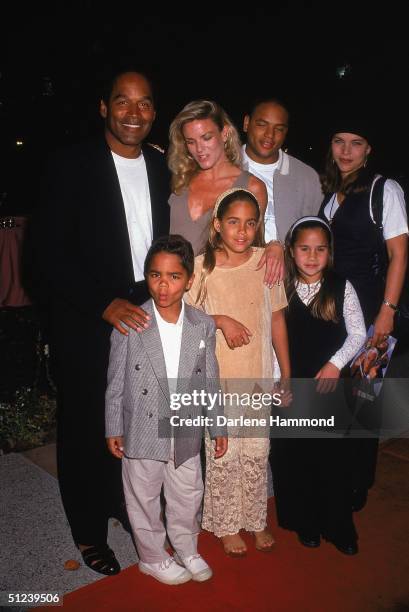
[382,299,398,311]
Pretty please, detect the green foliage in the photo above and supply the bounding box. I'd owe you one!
[0,387,56,453]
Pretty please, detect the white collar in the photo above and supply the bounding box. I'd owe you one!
[111,150,145,167]
[242,145,288,175]
[153,299,185,328]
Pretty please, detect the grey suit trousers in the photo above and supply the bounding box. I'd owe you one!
[122,454,203,563]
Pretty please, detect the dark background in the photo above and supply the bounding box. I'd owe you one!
[1,10,408,215]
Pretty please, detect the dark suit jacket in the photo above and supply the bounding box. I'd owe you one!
[38,136,170,320]
[35,136,171,406]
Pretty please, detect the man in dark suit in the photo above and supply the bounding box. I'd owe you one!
[37,69,170,575]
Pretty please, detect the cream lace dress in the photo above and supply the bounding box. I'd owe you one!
[186,247,287,536]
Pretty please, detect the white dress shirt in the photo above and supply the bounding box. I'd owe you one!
[153,301,185,459]
[153,300,185,392]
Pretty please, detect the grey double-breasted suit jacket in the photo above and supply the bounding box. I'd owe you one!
[105,299,226,468]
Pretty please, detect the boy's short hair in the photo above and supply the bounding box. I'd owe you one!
[144,235,194,277]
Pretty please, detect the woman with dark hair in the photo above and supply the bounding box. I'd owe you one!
[319,125,408,345]
[319,122,408,510]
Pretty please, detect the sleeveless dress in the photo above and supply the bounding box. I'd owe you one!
[186,248,287,536]
[271,278,357,542]
[169,171,252,255]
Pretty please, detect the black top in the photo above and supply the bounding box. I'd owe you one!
[319,189,384,326]
[287,277,347,377]
[35,137,171,319]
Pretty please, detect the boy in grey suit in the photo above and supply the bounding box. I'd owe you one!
[106,235,227,585]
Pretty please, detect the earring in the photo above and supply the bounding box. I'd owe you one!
[332,159,335,165]
[364,156,368,168]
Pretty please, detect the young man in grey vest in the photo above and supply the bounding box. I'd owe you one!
[242,98,323,242]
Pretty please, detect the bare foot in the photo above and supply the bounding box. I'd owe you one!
[253,529,275,551]
[221,533,247,556]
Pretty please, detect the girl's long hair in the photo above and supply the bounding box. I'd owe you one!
[168,100,242,194]
[196,189,264,305]
[321,140,376,196]
[285,219,339,322]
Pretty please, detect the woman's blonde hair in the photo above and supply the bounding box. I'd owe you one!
[196,188,264,305]
[168,100,242,194]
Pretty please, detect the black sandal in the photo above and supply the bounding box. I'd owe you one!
[79,544,121,576]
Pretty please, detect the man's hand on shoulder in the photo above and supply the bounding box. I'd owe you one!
[103,298,150,335]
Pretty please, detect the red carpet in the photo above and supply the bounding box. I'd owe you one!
[39,444,409,611]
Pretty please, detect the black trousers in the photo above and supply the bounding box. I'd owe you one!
[270,437,356,541]
[52,283,149,545]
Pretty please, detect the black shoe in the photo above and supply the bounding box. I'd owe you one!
[297,532,321,548]
[351,487,368,512]
[79,544,121,576]
[326,538,358,556]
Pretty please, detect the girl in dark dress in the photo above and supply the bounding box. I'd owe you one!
[271,217,366,554]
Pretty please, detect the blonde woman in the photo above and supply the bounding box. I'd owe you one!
[168,100,284,348]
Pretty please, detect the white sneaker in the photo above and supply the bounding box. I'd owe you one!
[139,557,192,585]
[175,553,213,582]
